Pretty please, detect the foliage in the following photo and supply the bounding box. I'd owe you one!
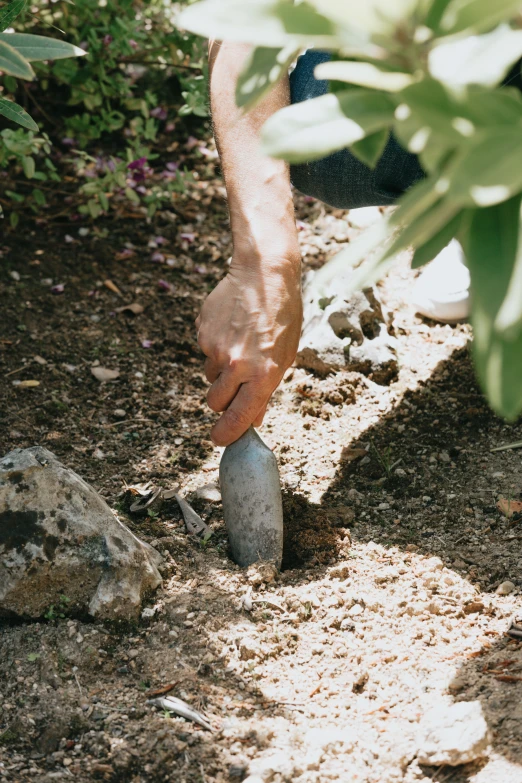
[180,0,522,421]
[0,0,207,222]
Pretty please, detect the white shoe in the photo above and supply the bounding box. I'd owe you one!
[411,239,470,323]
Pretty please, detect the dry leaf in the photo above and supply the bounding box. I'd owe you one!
[91,367,120,382]
[115,303,144,316]
[497,498,522,518]
[104,279,122,296]
[18,380,40,388]
[146,682,179,697]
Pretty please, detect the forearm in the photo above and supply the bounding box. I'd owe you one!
[209,41,301,271]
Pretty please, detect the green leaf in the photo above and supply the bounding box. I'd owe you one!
[0,0,26,33]
[386,197,461,261]
[32,188,45,206]
[179,0,344,49]
[87,199,101,218]
[27,653,40,662]
[411,212,463,268]
[464,196,522,419]
[0,39,34,79]
[10,210,19,229]
[439,0,522,35]
[0,33,86,61]
[315,60,413,92]
[21,155,34,178]
[236,45,301,111]
[445,128,522,207]
[0,98,38,130]
[6,189,24,202]
[424,0,452,30]
[350,128,389,168]
[261,89,396,163]
[428,25,522,89]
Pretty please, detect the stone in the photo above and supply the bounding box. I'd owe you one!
[296,273,398,383]
[496,580,516,596]
[194,482,221,503]
[0,447,162,620]
[416,701,491,766]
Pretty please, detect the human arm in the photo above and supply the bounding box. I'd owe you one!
[196,41,302,446]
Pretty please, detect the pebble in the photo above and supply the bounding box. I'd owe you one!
[417,701,490,766]
[113,409,126,419]
[496,581,516,596]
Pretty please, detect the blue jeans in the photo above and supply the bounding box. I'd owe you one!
[289,51,425,209]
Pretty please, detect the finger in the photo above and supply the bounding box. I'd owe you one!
[211,383,268,446]
[204,357,220,384]
[207,371,241,413]
[195,315,201,330]
[253,404,267,427]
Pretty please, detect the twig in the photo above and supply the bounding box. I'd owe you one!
[491,441,522,452]
[99,418,154,428]
[5,364,31,378]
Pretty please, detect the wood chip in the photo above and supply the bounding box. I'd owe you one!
[104,279,122,296]
[115,303,144,316]
[91,367,120,383]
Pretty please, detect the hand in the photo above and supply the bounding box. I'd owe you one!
[196,256,302,446]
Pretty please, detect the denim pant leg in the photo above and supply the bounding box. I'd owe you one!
[289,51,425,209]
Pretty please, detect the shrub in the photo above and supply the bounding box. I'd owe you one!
[179,0,522,421]
[0,0,208,223]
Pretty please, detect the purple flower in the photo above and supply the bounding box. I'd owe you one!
[151,251,165,263]
[185,136,199,151]
[165,122,176,133]
[51,284,65,294]
[117,248,134,259]
[155,236,167,245]
[128,157,147,170]
[103,34,113,46]
[61,137,76,147]
[141,339,153,349]
[129,39,139,50]
[180,232,195,243]
[150,107,167,120]
[136,185,147,195]
[166,162,179,172]
[157,279,172,291]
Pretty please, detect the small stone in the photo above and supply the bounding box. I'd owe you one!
[10,270,21,281]
[239,638,257,661]
[417,701,490,766]
[496,581,516,595]
[127,649,139,660]
[464,601,485,614]
[195,483,221,503]
[347,603,363,616]
[113,409,126,419]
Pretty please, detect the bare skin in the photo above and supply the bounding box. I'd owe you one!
[196,41,303,447]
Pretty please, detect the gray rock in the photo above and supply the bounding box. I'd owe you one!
[0,447,162,620]
[296,273,398,383]
[416,701,491,766]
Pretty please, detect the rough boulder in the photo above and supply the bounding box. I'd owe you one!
[0,447,162,620]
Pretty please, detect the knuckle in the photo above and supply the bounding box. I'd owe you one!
[223,407,249,430]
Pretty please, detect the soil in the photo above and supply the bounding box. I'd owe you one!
[1,147,522,783]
